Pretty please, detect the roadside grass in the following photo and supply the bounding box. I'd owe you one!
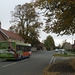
[53,54,75,57]
[70,52,75,54]
[67,51,75,54]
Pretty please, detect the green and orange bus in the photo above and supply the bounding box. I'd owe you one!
[0,41,31,60]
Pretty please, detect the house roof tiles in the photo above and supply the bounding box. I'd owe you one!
[1,29,24,41]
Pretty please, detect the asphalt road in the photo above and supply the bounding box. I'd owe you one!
[0,51,55,75]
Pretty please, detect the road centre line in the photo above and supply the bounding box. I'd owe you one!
[2,62,17,68]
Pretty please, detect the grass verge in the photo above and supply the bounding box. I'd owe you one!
[53,54,75,57]
[70,52,75,54]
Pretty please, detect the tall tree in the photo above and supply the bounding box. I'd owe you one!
[35,0,75,35]
[44,35,55,50]
[9,3,43,46]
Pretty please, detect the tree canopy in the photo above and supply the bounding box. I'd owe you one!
[44,35,55,50]
[35,0,75,35]
[9,3,43,46]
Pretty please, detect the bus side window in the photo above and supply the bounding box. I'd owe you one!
[24,46,27,52]
[16,45,20,51]
[21,46,25,52]
[27,46,31,51]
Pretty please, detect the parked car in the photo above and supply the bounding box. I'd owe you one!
[55,49,59,52]
[59,49,65,52]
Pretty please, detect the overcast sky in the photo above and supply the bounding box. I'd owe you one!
[0,0,75,46]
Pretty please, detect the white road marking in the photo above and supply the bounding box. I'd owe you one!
[49,56,54,64]
[2,62,17,68]
[49,56,56,64]
[53,57,56,63]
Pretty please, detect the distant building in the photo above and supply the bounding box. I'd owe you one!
[31,41,46,51]
[37,41,46,51]
[0,22,24,43]
[72,40,75,49]
[62,42,72,50]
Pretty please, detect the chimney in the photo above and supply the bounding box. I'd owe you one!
[0,21,1,29]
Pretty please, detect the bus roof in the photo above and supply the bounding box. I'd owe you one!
[16,43,31,46]
[0,41,31,46]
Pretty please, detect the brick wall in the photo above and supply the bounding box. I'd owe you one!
[0,32,7,42]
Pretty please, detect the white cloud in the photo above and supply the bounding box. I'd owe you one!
[0,0,31,29]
